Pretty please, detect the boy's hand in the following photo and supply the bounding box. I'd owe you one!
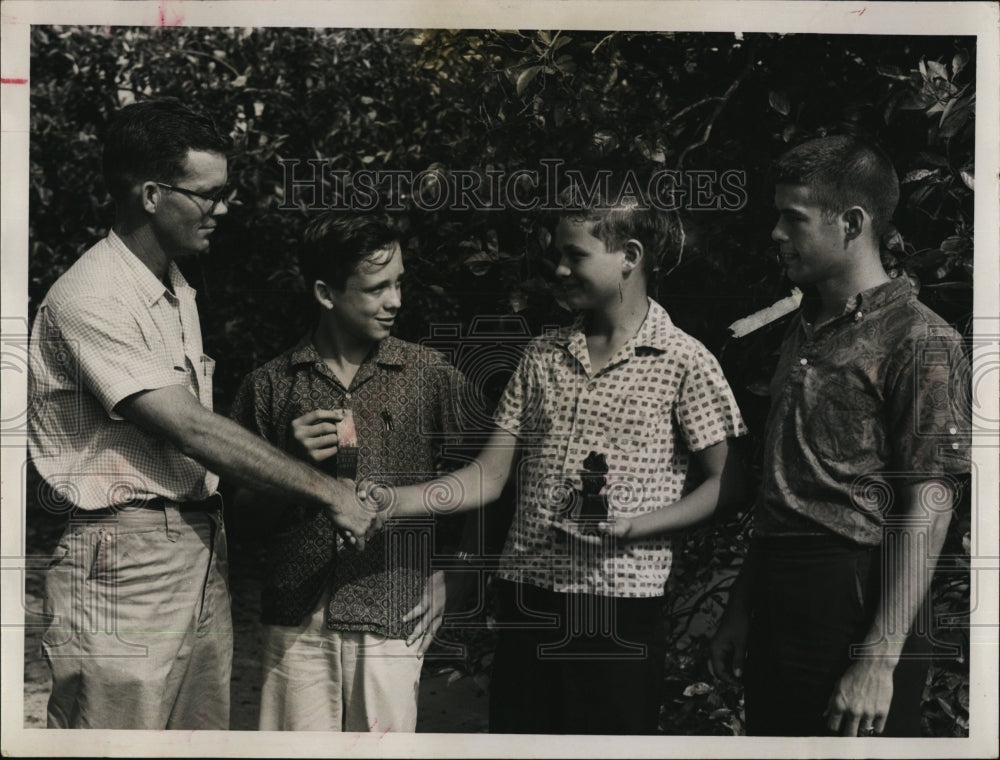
[596,518,633,541]
[553,517,632,545]
[290,409,344,463]
[709,605,749,685]
[402,570,446,654]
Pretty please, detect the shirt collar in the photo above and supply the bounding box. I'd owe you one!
[854,275,914,313]
[290,334,408,369]
[106,229,193,306]
[552,297,675,353]
[801,276,913,334]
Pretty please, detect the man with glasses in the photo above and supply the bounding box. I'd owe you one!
[28,99,380,730]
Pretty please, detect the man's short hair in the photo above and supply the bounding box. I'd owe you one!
[102,99,229,202]
[772,134,900,237]
[300,212,401,290]
[555,174,681,282]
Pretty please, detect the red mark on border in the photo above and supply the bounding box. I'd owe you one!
[2,78,28,84]
[851,7,867,15]
[158,1,184,27]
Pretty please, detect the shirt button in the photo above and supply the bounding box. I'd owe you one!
[952,442,960,450]
[799,358,808,366]
[855,311,863,320]
[345,393,352,400]
[949,426,958,435]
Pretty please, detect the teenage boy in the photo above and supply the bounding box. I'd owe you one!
[710,135,971,736]
[361,183,746,734]
[230,213,466,731]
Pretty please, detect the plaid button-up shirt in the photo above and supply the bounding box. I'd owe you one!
[493,299,746,597]
[28,231,218,510]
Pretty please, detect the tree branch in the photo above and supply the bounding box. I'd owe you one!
[676,65,752,170]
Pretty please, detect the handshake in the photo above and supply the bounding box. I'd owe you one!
[323,477,396,551]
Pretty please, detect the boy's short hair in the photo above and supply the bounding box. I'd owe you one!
[555,174,681,282]
[772,135,900,237]
[102,98,229,202]
[300,212,401,290]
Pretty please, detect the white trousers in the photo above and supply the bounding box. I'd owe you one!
[259,592,424,732]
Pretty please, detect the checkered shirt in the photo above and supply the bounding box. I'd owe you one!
[28,231,218,509]
[493,298,746,597]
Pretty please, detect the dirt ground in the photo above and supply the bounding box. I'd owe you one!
[21,505,489,733]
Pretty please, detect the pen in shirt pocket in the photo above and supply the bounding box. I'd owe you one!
[380,410,394,432]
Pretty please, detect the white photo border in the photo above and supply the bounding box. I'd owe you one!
[2,1,997,757]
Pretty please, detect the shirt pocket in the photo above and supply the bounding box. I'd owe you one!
[194,354,216,408]
[198,354,216,380]
[805,376,883,466]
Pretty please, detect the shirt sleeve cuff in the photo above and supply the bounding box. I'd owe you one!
[99,369,191,419]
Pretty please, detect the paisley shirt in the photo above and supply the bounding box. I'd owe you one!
[755,277,971,546]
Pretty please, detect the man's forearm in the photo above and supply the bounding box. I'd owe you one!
[183,408,352,509]
[858,480,953,665]
[117,385,354,513]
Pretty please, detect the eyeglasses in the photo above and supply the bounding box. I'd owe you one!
[156,182,233,213]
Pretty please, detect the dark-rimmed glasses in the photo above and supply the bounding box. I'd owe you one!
[156,182,232,214]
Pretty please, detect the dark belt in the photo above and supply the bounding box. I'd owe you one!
[77,493,222,518]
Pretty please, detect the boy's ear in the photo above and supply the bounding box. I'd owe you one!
[314,280,336,310]
[842,206,866,246]
[622,239,644,274]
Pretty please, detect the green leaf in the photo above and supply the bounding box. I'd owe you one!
[883,230,905,254]
[925,59,949,82]
[876,64,910,81]
[952,49,969,78]
[516,65,542,97]
[902,168,938,184]
[683,682,713,697]
[935,695,956,719]
[768,89,791,116]
[464,252,492,276]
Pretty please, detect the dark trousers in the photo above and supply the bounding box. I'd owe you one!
[744,535,931,737]
[488,579,665,734]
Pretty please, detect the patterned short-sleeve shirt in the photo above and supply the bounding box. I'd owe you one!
[493,298,746,597]
[28,231,218,509]
[756,276,971,545]
[231,335,465,636]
